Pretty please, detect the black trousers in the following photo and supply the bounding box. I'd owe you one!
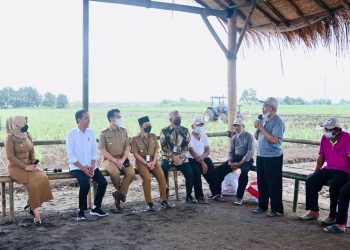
[306,168,349,217]
[188,157,221,198]
[257,155,284,213]
[161,159,194,197]
[70,168,107,210]
[336,179,350,225]
[216,159,252,199]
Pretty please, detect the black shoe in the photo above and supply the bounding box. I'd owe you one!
[207,195,215,199]
[251,207,267,214]
[186,196,197,204]
[160,200,171,209]
[146,202,156,211]
[90,207,108,217]
[24,205,35,217]
[76,210,87,221]
[267,211,284,217]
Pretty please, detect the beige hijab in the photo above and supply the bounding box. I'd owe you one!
[6,116,28,140]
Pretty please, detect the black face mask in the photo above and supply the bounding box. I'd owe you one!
[144,126,152,133]
[21,124,29,133]
[173,118,181,126]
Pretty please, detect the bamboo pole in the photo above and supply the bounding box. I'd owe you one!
[1,183,6,217]
[227,11,238,131]
[173,171,179,201]
[293,179,300,212]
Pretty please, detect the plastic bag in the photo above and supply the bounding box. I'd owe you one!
[221,172,240,196]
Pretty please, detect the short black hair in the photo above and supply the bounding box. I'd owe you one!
[75,110,88,124]
[107,109,120,122]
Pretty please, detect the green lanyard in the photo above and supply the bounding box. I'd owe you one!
[330,140,338,150]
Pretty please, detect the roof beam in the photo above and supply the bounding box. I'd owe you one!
[285,0,310,24]
[200,15,232,59]
[256,5,279,27]
[195,0,227,22]
[90,0,227,17]
[264,1,290,27]
[234,4,255,56]
[313,0,333,16]
[341,0,350,10]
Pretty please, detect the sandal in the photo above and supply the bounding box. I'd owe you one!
[323,224,345,233]
[299,214,319,221]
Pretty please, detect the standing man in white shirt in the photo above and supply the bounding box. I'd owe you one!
[66,110,108,220]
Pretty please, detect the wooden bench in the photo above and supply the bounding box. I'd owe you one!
[0,162,316,223]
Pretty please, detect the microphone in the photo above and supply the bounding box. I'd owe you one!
[256,114,263,133]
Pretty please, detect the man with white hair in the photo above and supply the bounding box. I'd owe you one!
[253,97,285,217]
[302,117,350,226]
[216,117,254,204]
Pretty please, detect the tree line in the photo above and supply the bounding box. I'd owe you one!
[0,87,68,109]
[239,88,349,105]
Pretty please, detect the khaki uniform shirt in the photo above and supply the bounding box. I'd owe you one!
[131,133,159,160]
[98,126,129,159]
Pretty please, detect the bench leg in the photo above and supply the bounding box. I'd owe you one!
[293,179,300,213]
[173,170,179,201]
[9,181,14,222]
[1,183,6,217]
[88,179,93,209]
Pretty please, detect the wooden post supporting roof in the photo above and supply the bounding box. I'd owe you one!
[227,11,238,130]
[83,0,89,111]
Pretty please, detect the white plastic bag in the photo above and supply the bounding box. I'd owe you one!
[221,172,240,196]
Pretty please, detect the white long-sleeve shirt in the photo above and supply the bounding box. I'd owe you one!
[66,127,99,171]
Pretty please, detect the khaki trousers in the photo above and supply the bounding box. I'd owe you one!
[102,159,135,196]
[136,161,167,203]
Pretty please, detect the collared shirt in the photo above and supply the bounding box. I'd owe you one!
[186,132,209,159]
[66,127,99,171]
[160,125,190,160]
[319,131,350,173]
[229,130,254,162]
[98,126,129,159]
[257,115,284,157]
[131,133,159,158]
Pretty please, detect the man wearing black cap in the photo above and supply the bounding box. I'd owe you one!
[99,109,135,209]
[131,116,171,210]
[253,97,285,217]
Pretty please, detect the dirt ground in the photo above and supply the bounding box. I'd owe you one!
[1,146,350,249]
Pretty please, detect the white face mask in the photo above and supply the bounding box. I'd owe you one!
[324,131,335,139]
[194,126,203,134]
[114,118,123,127]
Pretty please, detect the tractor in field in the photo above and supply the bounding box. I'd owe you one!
[203,96,228,123]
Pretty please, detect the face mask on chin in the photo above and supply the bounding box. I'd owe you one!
[144,125,152,133]
[21,124,29,133]
[114,118,122,127]
[173,118,181,126]
[324,131,335,139]
[194,126,203,134]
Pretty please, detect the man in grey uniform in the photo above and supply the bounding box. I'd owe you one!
[253,97,285,217]
[216,118,254,204]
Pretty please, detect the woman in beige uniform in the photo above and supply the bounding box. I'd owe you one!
[4,116,53,224]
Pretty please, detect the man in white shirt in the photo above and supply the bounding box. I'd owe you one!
[66,110,108,220]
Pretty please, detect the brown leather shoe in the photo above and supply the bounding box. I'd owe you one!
[112,191,121,209]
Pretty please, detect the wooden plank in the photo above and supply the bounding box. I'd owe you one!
[1,183,6,217]
[285,0,310,24]
[313,0,333,16]
[264,1,290,27]
[9,181,14,222]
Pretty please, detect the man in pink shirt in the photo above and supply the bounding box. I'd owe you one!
[301,117,350,225]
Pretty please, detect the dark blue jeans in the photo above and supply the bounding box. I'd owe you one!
[188,157,221,197]
[161,159,194,197]
[70,168,107,210]
[306,168,349,217]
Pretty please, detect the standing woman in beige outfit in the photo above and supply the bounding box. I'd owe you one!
[4,116,53,224]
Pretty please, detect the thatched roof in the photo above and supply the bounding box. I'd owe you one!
[196,0,350,50]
